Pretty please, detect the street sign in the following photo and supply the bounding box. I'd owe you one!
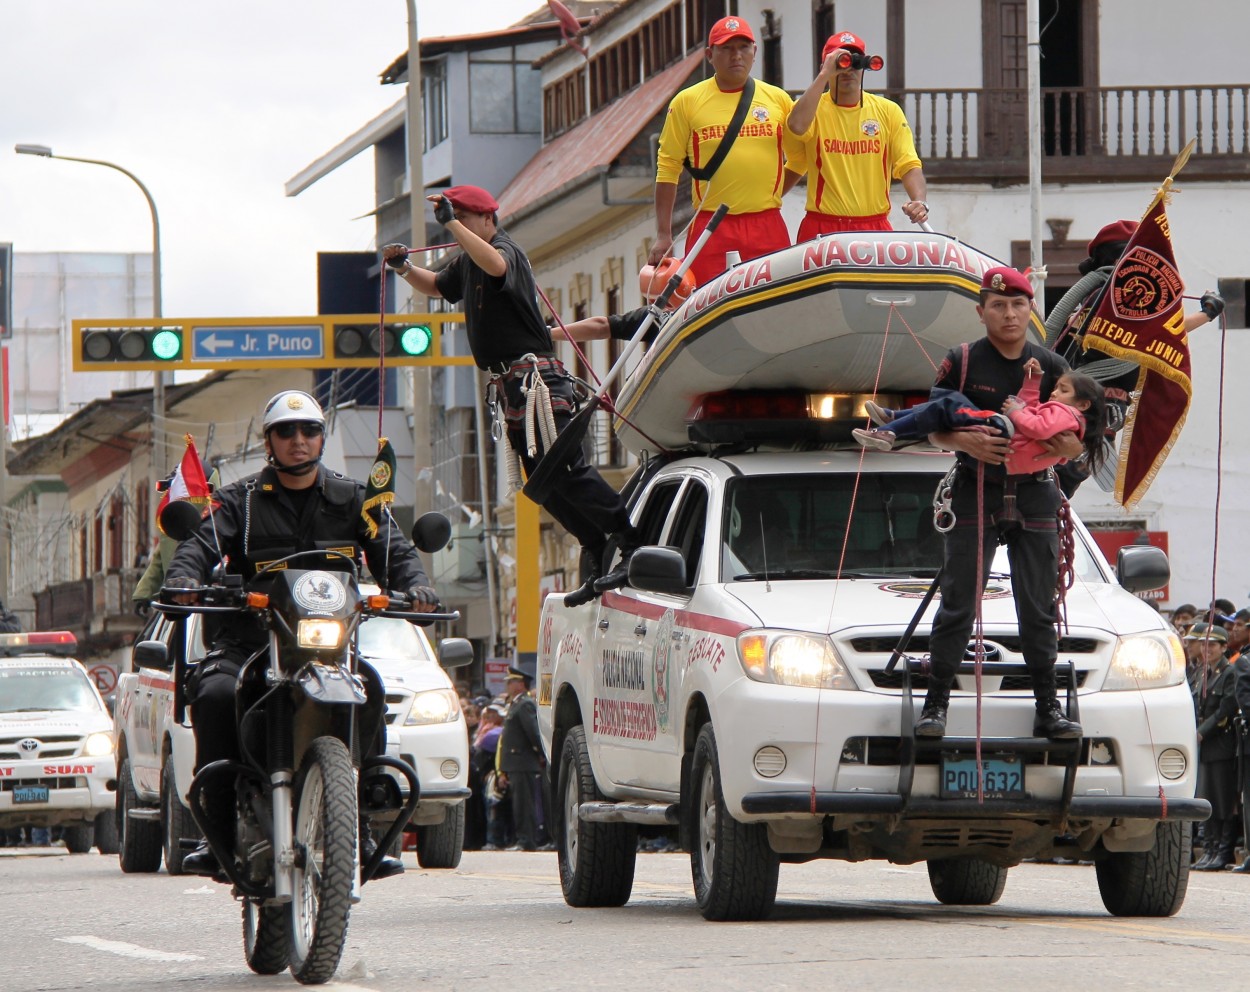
[191,325,323,362]
[71,313,473,372]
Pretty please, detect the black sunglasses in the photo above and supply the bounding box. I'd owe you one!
[271,421,324,440]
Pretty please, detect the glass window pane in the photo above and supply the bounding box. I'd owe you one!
[470,62,516,132]
[515,63,541,132]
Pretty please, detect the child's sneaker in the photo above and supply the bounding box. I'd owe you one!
[864,400,893,426]
[853,427,898,451]
[988,414,1015,439]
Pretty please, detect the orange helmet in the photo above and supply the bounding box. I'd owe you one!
[639,258,696,305]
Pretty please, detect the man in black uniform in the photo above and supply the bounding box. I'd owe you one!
[384,185,640,608]
[165,389,439,878]
[1189,623,1239,870]
[495,659,546,851]
[1230,610,1250,871]
[915,267,1084,741]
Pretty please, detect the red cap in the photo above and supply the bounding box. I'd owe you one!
[980,266,1034,299]
[1087,219,1137,256]
[822,31,867,60]
[708,15,755,47]
[443,185,499,215]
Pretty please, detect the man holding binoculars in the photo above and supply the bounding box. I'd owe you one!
[784,31,930,238]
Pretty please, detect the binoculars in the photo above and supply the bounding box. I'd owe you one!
[835,51,884,71]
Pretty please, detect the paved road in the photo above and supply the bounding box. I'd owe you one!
[4,846,1250,991]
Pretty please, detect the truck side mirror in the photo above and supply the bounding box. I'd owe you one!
[628,546,689,596]
[1116,545,1170,593]
[438,637,475,669]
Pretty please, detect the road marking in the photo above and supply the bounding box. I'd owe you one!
[56,936,203,962]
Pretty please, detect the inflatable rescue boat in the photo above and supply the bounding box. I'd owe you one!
[612,231,1048,457]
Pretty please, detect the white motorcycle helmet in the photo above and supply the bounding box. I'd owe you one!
[262,390,326,474]
[262,390,326,432]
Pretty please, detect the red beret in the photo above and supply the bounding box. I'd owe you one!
[708,15,754,47]
[980,266,1034,299]
[823,31,867,60]
[1087,219,1138,256]
[443,185,499,215]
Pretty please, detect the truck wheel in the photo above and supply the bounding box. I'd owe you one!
[162,759,199,876]
[63,824,95,854]
[927,857,1008,905]
[689,724,779,921]
[557,724,637,907]
[93,810,120,854]
[117,757,162,873]
[416,801,465,868]
[1095,820,1190,917]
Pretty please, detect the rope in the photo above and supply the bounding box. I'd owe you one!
[974,461,986,803]
[1055,495,1076,633]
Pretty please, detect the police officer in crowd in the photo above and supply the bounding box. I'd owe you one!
[915,267,1084,741]
[1228,611,1250,871]
[165,390,439,878]
[384,185,641,609]
[495,658,549,851]
[1189,622,1240,870]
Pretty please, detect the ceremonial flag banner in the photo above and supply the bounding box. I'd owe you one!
[156,434,215,532]
[1081,194,1190,508]
[362,437,397,539]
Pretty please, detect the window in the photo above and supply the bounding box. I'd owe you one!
[668,483,709,587]
[470,45,543,134]
[422,57,449,150]
[761,9,782,87]
[636,480,683,545]
[812,0,835,72]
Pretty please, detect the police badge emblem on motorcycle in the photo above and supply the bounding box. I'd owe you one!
[293,570,347,614]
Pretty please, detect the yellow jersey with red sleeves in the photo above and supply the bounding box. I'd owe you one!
[656,76,795,214]
[783,91,922,217]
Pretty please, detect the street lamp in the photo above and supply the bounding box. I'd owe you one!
[14,143,166,482]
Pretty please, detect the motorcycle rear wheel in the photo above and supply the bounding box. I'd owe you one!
[288,736,357,985]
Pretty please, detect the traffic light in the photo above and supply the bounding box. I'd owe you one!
[332,321,433,361]
[79,327,184,367]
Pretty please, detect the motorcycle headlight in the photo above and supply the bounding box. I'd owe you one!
[297,619,345,650]
[1104,631,1186,690]
[83,732,114,757]
[737,630,854,690]
[405,688,461,726]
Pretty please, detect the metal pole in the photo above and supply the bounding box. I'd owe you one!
[14,145,164,491]
[405,0,434,517]
[1026,0,1046,316]
[472,370,500,653]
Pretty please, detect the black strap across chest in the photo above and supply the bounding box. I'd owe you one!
[683,77,756,182]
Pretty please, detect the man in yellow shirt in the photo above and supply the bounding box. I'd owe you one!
[650,15,801,286]
[785,31,929,239]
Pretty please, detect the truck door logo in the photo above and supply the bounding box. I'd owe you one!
[652,610,675,733]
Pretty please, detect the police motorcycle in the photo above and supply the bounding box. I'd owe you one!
[157,499,471,985]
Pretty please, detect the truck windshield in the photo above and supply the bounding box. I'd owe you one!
[358,616,435,663]
[0,669,101,713]
[721,473,1103,582]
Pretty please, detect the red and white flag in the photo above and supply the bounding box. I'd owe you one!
[1081,193,1191,509]
[156,434,215,532]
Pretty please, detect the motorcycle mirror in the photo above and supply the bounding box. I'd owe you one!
[412,512,453,553]
[160,500,204,541]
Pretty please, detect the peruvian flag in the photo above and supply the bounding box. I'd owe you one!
[1081,194,1191,508]
[156,434,215,532]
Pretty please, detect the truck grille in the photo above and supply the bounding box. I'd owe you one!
[1,776,85,791]
[866,669,1088,690]
[0,735,83,760]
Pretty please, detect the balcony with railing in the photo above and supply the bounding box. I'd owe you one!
[882,84,1249,183]
[35,568,145,650]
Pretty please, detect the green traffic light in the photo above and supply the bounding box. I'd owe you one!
[399,324,432,356]
[151,329,182,360]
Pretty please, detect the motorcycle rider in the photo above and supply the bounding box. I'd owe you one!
[164,389,440,879]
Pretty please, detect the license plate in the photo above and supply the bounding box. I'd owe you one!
[13,785,50,805]
[939,754,1024,799]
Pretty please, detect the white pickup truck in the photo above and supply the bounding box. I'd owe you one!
[537,444,1206,920]
[0,632,118,853]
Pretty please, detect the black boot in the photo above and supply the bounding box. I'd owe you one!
[564,546,603,608]
[361,822,404,880]
[1197,818,1237,871]
[594,528,642,594]
[183,839,221,876]
[1033,700,1082,740]
[915,685,950,738]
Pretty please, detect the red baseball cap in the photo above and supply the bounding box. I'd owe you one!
[443,185,499,214]
[822,31,867,60]
[708,15,754,47]
[1087,219,1137,256]
[980,266,1034,299]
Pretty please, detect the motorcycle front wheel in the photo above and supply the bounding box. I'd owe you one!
[288,736,357,985]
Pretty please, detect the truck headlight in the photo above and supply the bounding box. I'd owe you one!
[405,688,461,726]
[83,732,114,757]
[1104,631,1186,690]
[737,630,854,689]
[297,619,345,649]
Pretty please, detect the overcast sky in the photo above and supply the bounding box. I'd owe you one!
[1,0,544,317]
